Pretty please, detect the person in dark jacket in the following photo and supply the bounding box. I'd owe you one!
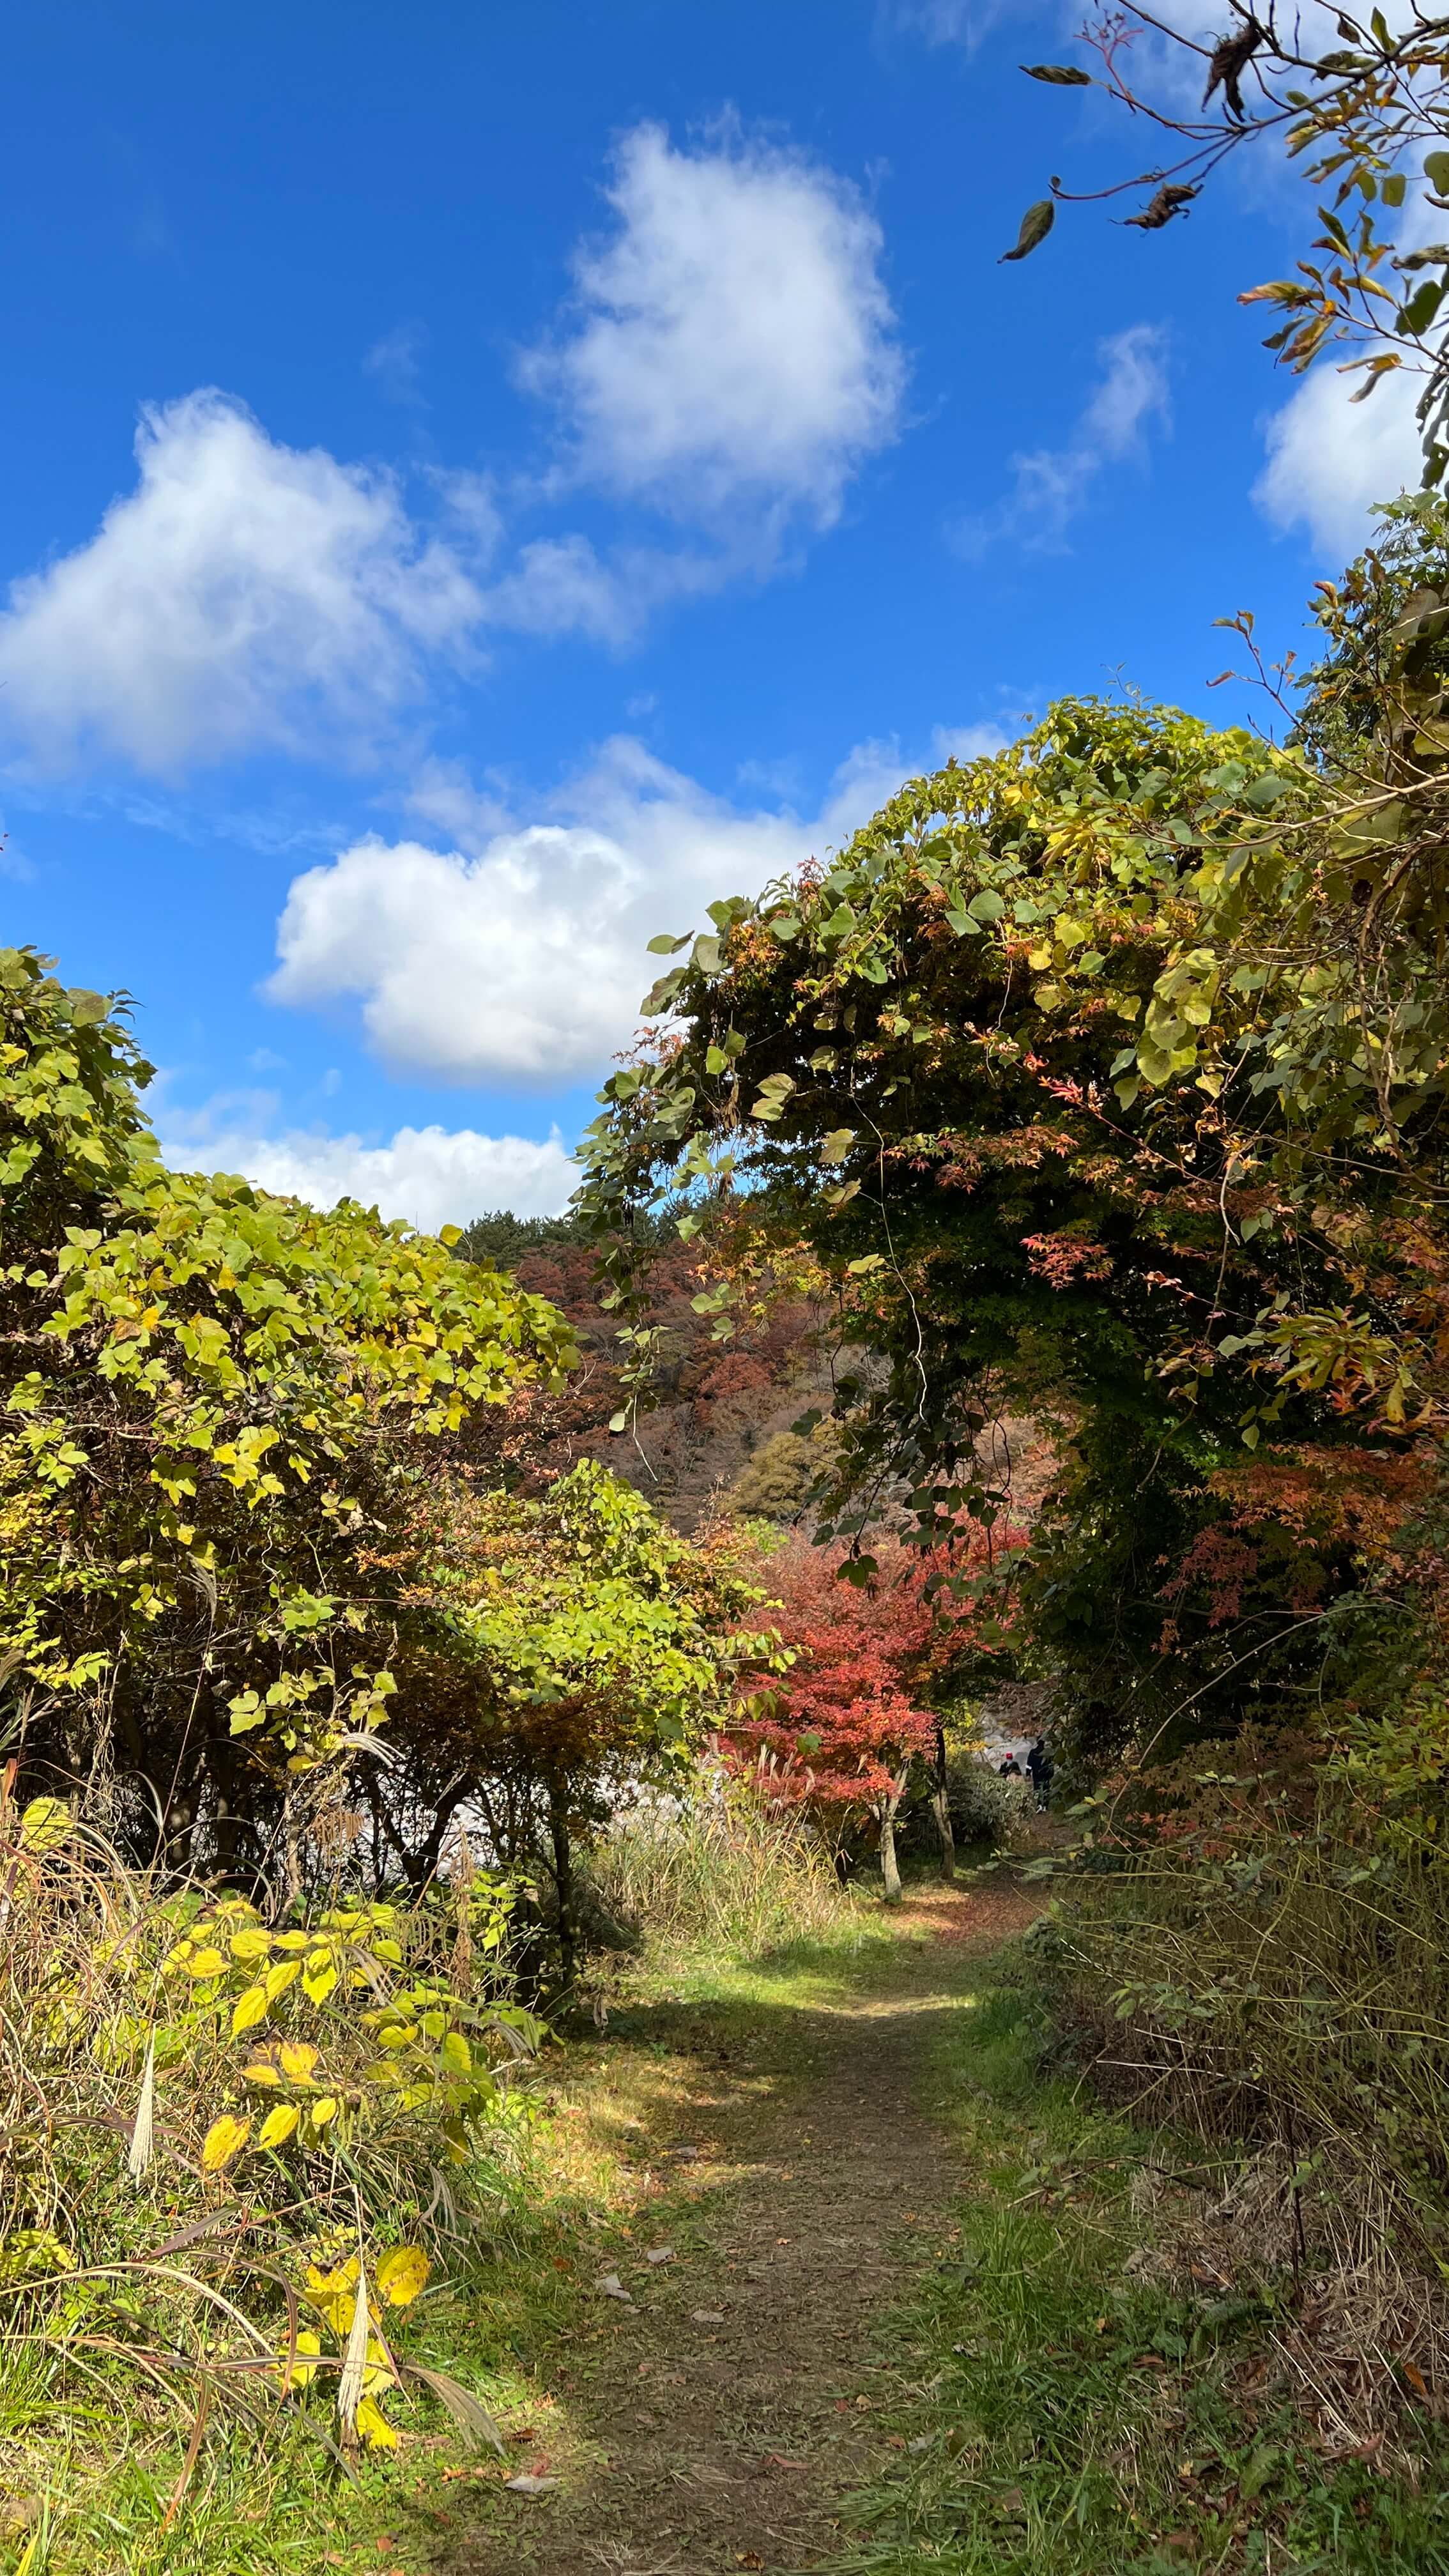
[1024,1738,1054,1808]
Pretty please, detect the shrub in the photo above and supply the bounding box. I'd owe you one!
[1041,1707,1449,2271]
[0,1780,537,2511]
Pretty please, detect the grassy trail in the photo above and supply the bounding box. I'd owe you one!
[414,1878,1029,2576]
[358,1873,1449,2576]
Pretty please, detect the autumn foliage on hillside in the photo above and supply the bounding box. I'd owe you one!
[454,1217,829,1527]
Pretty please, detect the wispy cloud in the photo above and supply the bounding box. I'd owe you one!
[519,121,905,552]
[949,323,1170,558]
[364,321,429,408]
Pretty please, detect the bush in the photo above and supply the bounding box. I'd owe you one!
[586,1768,848,1961]
[946,1753,1038,1851]
[0,1782,539,2516]
[1041,1708,1449,2273]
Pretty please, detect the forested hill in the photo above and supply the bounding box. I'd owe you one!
[455,1209,834,1529]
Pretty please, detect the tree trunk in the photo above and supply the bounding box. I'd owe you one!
[548,1771,578,1989]
[931,1723,956,1882]
[878,1786,903,1905]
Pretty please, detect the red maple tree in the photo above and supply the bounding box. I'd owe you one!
[726,1524,1024,1898]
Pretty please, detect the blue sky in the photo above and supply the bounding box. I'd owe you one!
[1,0,1420,1227]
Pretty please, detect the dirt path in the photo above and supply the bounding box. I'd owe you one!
[436,1880,1038,2576]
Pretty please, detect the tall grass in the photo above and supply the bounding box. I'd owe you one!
[0,1784,535,2563]
[1040,1719,1449,2395]
[587,1770,848,1961]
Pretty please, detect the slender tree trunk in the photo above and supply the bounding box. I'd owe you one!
[931,1723,956,1883]
[878,1782,904,1905]
[548,1770,578,1988]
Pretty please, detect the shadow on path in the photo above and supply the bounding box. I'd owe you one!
[431,1879,1040,2576]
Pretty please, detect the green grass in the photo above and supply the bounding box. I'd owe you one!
[835,1963,1449,2576]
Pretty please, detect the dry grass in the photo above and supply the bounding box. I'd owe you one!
[585,1768,849,1964]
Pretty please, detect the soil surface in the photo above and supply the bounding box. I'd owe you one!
[439,1878,1039,2576]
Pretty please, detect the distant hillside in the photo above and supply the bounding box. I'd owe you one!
[455,1209,834,1530]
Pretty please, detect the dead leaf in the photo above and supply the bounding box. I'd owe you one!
[1404,2362,1430,2398]
[735,2556,763,2570]
[505,2474,560,2497]
[596,2272,634,2303]
[691,2308,725,2324]
[645,2244,675,2266]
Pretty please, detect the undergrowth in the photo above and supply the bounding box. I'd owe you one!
[586,1771,848,1965]
[0,1789,545,2574]
[836,1957,1449,2576]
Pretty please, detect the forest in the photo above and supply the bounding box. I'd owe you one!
[7,9,1449,2575]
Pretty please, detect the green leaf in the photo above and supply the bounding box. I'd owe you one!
[1425,150,1449,197]
[1400,279,1444,336]
[1000,198,1055,263]
[820,1129,856,1166]
[646,931,691,955]
[1020,62,1090,84]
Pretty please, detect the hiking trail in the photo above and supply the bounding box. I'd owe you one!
[430,1880,1038,2576]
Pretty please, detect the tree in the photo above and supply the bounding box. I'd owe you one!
[0,946,577,1874]
[1004,6,1449,476]
[399,1457,779,1972]
[728,1525,1023,1896]
[578,539,1449,1767]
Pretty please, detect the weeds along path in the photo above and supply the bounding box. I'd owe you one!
[433,1881,1038,2576]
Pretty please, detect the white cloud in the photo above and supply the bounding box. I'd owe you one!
[0,392,484,775]
[268,724,993,1085]
[952,324,1169,556]
[519,123,904,544]
[1254,358,1422,560]
[158,1107,576,1232]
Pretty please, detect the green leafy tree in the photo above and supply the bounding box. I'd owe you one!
[578,546,1449,1764]
[0,946,577,1873]
[401,1457,779,1972]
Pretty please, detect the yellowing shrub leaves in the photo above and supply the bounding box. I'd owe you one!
[376,2244,430,2306]
[200,2113,251,2171]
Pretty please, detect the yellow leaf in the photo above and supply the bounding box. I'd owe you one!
[19,1795,71,1854]
[231,1984,270,2037]
[241,2053,282,2088]
[441,2030,471,2075]
[185,1947,228,1979]
[302,1957,338,2004]
[201,2112,251,2171]
[309,2092,339,2126]
[376,2244,431,2308]
[264,1958,302,2004]
[278,2039,321,2084]
[277,2326,322,2389]
[355,2393,399,2449]
[229,1928,272,1963]
[259,2103,300,2150]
